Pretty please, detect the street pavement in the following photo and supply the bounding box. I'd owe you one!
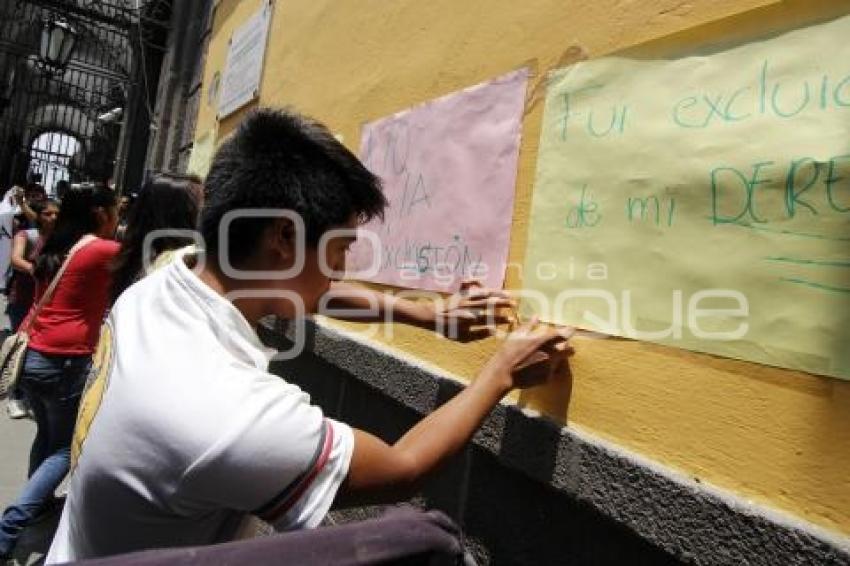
[1,300,61,565]
[0,413,60,565]
[0,413,34,515]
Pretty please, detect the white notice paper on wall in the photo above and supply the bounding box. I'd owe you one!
[218,0,272,119]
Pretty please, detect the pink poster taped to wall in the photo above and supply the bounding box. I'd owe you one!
[348,68,529,293]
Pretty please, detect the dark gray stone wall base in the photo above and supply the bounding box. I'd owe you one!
[260,319,850,566]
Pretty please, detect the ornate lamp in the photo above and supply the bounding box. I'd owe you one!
[37,18,78,74]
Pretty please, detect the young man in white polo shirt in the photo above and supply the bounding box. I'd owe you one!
[46,109,573,563]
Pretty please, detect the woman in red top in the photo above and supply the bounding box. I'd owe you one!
[0,184,119,559]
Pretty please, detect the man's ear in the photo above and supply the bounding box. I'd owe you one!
[269,217,297,260]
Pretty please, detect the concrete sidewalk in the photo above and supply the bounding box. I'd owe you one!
[0,409,34,509]
[0,299,33,507]
[1,300,62,565]
[0,404,62,566]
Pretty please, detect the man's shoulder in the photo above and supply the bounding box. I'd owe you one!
[114,259,186,309]
[110,266,216,365]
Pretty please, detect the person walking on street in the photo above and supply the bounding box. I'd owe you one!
[5,198,60,419]
[0,184,119,560]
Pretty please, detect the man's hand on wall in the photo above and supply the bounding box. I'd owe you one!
[431,279,515,342]
[485,317,575,391]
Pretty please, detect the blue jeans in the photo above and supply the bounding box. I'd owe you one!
[0,349,91,556]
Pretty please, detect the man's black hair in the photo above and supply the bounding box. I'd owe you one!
[201,108,386,263]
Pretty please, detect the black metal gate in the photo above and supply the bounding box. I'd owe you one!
[0,0,137,194]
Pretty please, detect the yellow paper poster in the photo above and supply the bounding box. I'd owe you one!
[187,129,216,178]
[524,15,850,379]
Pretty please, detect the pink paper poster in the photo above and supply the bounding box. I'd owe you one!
[348,68,529,292]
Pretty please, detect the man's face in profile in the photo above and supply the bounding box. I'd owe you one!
[280,215,358,315]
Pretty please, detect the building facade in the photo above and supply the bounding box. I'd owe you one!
[154,1,850,563]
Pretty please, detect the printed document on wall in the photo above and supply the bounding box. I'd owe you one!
[187,128,216,179]
[218,0,272,119]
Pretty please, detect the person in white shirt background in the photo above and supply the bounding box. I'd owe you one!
[0,185,39,295]
[1,184,42,420]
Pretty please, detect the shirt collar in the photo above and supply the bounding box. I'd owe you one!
[170,248,278,368]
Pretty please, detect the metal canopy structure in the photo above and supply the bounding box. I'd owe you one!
[0,0,171,194]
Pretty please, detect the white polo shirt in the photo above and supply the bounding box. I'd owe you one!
[47,251,354,563]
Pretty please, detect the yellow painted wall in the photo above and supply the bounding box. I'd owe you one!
[194,0,850,537]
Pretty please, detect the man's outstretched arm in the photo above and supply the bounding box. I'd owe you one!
[322,280,515,340]
[335,319,574,507]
